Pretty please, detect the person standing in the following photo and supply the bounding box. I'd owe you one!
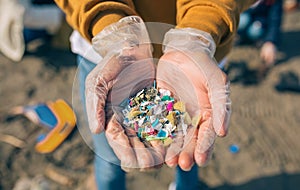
[54,1,257,189]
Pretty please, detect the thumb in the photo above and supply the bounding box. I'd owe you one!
[85,75,108,134]
[209,69,231,137]
[106,115,138,171]
[84,55,124,134]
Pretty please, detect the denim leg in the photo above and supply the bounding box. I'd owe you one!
[23,28,50,44]
[77,56,95,102]
[94,151,126,190]
[77,55,126,190]
[175,165,199,190]
[238,12,251,33]
[247,21,264,41]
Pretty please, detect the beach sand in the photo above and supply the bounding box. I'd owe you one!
[0,9,299,190]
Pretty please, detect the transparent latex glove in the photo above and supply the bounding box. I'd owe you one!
[260,41,277,66]
[157,28,231,170]
[85,16,164,171]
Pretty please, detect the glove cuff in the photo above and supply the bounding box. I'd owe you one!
[163,28,216,58]
[92,16,151,58]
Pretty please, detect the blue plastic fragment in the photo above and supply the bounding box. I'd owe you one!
[37,134,47,142]
[138,128,144,137]
[145,115,150,122]
[146,105,153,110]
[229,144,240,154]
[33,104,58,129]
[151,118,159,127]
[157,129,167,138]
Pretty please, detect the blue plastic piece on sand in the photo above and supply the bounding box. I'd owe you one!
[34,104,58,129]
[229,144,240,154]
[37,134,47,142]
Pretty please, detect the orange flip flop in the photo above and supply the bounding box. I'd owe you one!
[11,99,77,153]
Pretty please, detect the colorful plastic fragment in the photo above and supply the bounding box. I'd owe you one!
[120,84,191,146]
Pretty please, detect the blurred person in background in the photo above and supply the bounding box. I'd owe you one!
[236,0,283,67]
[0,0,63,62]
[284,0,299,12]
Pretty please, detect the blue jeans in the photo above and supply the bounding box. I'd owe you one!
[238,12,264,42]
[77,55,199,190]
[23,28,51,44]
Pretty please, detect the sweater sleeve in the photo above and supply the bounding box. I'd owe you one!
[54,0,138,42]
[176,0,257,59]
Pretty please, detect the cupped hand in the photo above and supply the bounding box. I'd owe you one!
[157,34,231,171]
[85,16,165,171]
[86,44,166,171]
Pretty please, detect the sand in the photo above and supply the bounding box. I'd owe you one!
[0,9,299,190]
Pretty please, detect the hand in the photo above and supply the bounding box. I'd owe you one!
[260,41,277,66]
[157,28,231,170]
[85,16,165,171]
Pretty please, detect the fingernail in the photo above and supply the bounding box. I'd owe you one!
[217,128,227,137]
[182,165,193,171]
[169,164,177,168]
[166,162,177,168]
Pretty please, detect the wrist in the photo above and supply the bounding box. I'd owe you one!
[91,12,126,40]
[162,28,216,57]
[92,16,151,57]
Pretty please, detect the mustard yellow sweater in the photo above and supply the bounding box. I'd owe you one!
[54,0,256,61]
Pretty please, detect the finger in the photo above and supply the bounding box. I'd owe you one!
[105,115,138,171]
[188,52,231,137]
[165,131,184,168]
[85,56,123,133]
[178,126,198,171]
[195,143,214,167]
[85,76,106,133]
[124,127,155,171]
[195,112,216,167]
[210,73,231,137]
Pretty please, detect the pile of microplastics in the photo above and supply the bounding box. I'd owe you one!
[120,84,194,146]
